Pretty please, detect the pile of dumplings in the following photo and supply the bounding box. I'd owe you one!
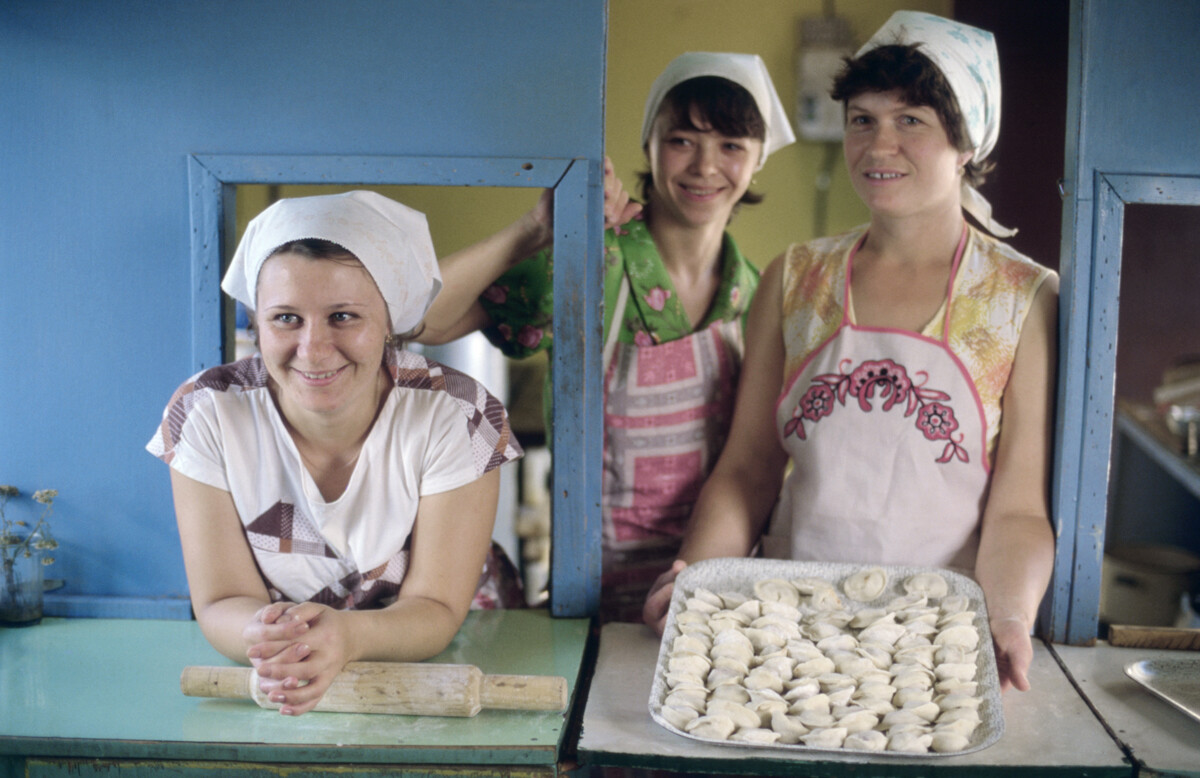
[657,568,987,755]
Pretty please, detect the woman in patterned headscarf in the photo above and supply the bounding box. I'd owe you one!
[420,53,795,622]
[645,13,1058,694]
[148,191,523,715]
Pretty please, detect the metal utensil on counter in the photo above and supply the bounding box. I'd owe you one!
[1166,404,1200,457]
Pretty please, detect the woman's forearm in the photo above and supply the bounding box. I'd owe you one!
[975,511,1055,629]
[418,202,551,345]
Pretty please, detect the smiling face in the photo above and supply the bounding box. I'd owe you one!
[254,250,390,426]
[843,89,973,224]
[646,106,763,230]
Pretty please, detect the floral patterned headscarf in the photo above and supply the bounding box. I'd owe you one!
[857,11,1015,237]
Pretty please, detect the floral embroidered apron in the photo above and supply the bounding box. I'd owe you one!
[763,231,989,571]
[601,275,742,620]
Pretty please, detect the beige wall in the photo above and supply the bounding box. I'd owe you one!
[606,0,952,268]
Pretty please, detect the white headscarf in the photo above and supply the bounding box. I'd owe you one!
[640,52,796,171]
[222,191,442,334]
[857,11,1016,237]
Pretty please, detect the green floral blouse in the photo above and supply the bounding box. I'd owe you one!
[479,216,760,361]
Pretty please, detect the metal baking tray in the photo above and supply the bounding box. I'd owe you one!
[648,558,1005,757]
[1125,658,1200,724]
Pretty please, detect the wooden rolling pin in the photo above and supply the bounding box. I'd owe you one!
[181,661,568,717]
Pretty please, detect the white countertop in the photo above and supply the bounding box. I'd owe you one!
[579,622,1131,775]
[1053,641,1200,777]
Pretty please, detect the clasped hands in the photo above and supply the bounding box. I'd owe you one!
[243,600,350,716]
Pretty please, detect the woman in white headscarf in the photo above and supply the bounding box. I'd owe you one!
[644,13,1058,693]
[148,191,523,715]
[419,53,795,622]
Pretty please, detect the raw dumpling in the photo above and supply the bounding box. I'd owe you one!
[803,621,846,641]
[891,665,935,691]
[752,614,803,639]
[798,710,837,729]
[903,572,949,599]
[816,633,859,653]
[690,587,725,608]
[934,678,978,697]
[711,655,751,676]
[754,578,801,606]
[783,677,822,700]
[935,624,981,651]
[937,610,977,628]
[710,684,751,704]
[758,655,796,680]
[836,708,880,733]
[733,599,762,620]
[664,687,707,712]
[789,692,830,715]
[730,727,782,744]
[684,596,721,614]
[795,656,836,677]
[744,627,788,652]
[685,714,736,741]
[849,607,889,629]
[934,716,981,738]
[854,682,897,701]
[710,630,755,663]
[749,697,789,726]
[706,698,763,730]
[858,615,907,647]
[887,728,933,753]
[668,653,711,677]
[759,601,803,621]
[816,672,856,693]
[706,666,747,690]
[842,567,888,602]
[893,686,935,707]
[894,644,938,669]
[744,667,786,693]
[844,729,888,751]
[931,731,972,753]
[719,590,750,609]
[808,586,844,612]
[800,726,849,749]
[770,711,810,744]
[936,693,983,712]
[832,653,876,678]
[671,633,711,655]
[938,593,971,615]
[674,610,710,627]
[934,646,979,668]
[826,685,855,708]
[659,704,700,730]
[934,662,977,683]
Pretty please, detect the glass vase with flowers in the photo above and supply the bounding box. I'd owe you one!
[1,485,58,626]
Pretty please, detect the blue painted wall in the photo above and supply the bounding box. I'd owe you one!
[1050,0,1200,642]
[0,0,607,616]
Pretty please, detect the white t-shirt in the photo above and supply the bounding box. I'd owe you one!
[147,349,522,608]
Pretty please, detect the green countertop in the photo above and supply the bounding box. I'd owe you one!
[0,610,590,767]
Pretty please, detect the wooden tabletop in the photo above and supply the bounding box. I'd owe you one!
[578,622,1133,776]
[0,610,589,768]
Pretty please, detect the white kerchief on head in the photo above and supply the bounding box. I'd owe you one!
[857,11,1015,237]
[640,51,796,170]
[222,191,443,334]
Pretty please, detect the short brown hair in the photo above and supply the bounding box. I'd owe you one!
[638,75,766,208]
[831,44,993,188]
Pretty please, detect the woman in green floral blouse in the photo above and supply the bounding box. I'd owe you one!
[419,53,795,621]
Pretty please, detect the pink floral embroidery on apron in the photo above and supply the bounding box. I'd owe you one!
[781,356,969,464]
